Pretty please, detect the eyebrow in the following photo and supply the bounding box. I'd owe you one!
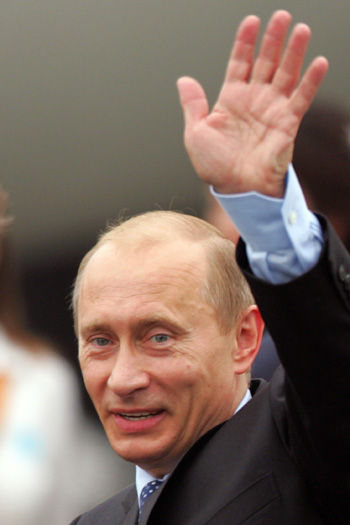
[79,315,186,338]
[133,316,186,335]
[79,322,113,339]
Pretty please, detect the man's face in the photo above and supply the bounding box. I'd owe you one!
[78,239,241,477]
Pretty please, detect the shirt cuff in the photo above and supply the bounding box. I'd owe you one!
[210,165,323,282]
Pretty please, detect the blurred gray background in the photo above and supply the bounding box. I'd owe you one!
[0,0,349,385]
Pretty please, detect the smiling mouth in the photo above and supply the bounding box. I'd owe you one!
[119,412,160,421]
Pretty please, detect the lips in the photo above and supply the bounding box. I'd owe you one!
[119,411,160,421]
[111,409,165,432]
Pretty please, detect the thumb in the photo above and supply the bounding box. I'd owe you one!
[176,76,209,131]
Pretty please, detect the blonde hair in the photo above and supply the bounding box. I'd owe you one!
[72,210,254,333]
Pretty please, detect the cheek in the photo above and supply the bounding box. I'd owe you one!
[155,358,201,401]
[80,361,109,401]
[185,351,235,402]
[170,361,229,434]
[168,358,211,400]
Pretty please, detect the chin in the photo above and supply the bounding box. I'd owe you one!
[111,437,176,472]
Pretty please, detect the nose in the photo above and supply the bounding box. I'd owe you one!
[107,345,151,397]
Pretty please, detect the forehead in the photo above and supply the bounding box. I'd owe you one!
[79,239,209,312]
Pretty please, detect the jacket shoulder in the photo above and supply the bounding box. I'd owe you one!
[69,484,137,525]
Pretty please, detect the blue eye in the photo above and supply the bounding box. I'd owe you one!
[152,334,170,343]
[93,337,110,346]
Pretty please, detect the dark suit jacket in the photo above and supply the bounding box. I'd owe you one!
[70,217,350,524]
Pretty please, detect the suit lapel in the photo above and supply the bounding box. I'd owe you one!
[122,499,138,525]
[146,380,276,524]
[121,488,139,525]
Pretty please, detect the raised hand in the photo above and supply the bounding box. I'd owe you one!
[177,10,328,197]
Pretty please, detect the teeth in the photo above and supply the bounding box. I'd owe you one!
[120,412,157,421]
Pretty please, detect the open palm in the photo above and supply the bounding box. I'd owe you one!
[177,11,328,198]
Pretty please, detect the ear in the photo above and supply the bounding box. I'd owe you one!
[233,305,265,374]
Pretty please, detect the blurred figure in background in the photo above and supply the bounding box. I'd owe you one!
[0,189,133,525]
[203,97,350,380]
[294,99,350,251]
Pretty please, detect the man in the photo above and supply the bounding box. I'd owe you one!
[70,10,349,524]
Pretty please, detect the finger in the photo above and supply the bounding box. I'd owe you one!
[177,76,209,130]
[290,56,329,118]
[272,23,312,96]
[251,10,292,83]
[224,15,261,83]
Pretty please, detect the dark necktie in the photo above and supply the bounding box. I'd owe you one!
[139,479,163,515]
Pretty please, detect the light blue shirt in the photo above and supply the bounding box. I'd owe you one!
[211,165,323,284]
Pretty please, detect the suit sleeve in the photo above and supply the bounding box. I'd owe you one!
[236,215,350,522]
